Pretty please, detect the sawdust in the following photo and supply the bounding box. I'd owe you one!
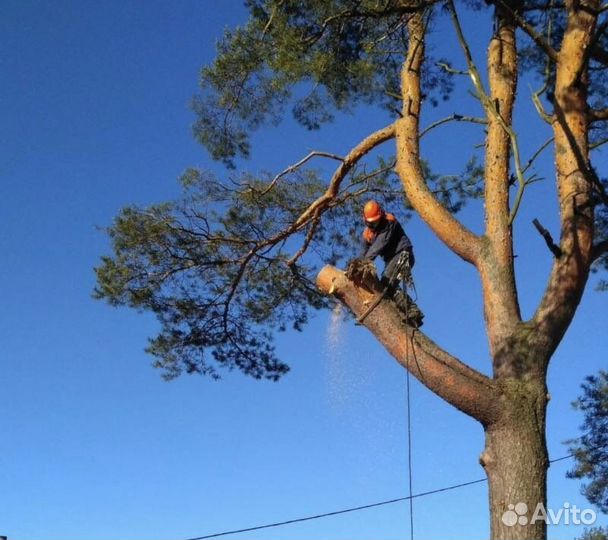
[325,303,351,409]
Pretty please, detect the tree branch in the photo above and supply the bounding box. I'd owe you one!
[589,108,608,122]
[287,212,321,267]
[419,113,486,138]
[532,218,562,258]
[317,266,499,425]
[290,123,396,229]
[464,0,524,354]
[522,137,554,174]
[213,123,397,321]
[591,239,608,262]
[448,0,528,226]
[279,124,396,264]
[532,88,554,123]
[530,3,556,124]
[395,10,482,265]
[532,2,599,360]
[255,151,344,196]
[590,136,608,150]
[489,0,559,62]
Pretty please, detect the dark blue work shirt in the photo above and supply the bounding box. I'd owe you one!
[361,215,412,263]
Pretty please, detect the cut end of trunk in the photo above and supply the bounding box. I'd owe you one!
[317,265,342,294]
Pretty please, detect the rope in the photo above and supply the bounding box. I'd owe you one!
[403,258,415,540]
[406,352,414,540]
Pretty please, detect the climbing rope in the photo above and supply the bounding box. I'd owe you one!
[402,254,416,540]
[406,359,414,540]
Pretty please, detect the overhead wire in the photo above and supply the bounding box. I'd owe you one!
[186,256,595,540]
[185,450,581,540]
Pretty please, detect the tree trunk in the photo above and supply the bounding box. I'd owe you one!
[480,378,549,540]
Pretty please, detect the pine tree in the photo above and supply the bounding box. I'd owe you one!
[568,371,608,513]
[95,2,608,538]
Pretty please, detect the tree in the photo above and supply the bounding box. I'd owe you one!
[577,527,608,540]
[567,370,608,513]
[94,1,608,538]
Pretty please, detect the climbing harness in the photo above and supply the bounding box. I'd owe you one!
[356,250,413,324]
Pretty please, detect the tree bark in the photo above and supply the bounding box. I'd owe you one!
[317,265,499,425]
[318,264,552,539]
[481,377,549,540]
[317,3,600,539]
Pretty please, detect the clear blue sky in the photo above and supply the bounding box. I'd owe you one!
[1,2,606,539]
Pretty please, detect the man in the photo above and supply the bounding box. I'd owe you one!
[360,200,424,327]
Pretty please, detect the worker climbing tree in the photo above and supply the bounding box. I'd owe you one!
[94,1,608,538]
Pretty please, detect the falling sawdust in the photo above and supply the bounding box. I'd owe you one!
[323,303,403,479]
[325,303,349,409]
[326,303,345,351]
[324,302,373,411]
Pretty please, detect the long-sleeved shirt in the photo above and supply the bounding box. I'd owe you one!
[361,214,412,263]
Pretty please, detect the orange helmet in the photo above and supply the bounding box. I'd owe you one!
[363,200,383,223]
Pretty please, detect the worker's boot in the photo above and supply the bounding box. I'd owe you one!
[392,290,424,328]
[406,299,424,328]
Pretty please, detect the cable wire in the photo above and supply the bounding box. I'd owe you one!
[185,478,487,540]
[185,451,579,540]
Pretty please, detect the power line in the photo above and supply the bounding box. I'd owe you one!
[185,451,578,540]
[185,478,485,540]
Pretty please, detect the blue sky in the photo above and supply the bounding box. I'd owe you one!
[1,2,606,539]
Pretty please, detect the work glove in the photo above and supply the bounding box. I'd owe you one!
[345,258,378,286]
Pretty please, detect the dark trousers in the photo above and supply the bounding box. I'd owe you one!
[382,248,423,323]
[381,248,415,286]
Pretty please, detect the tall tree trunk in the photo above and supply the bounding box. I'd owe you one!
[481,378,549,540]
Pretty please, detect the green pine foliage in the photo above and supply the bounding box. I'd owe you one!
[192,0,454,167]
[94,156,482,379]
[95,1,608,380]
[577,527,608,540]
[593,180,608,290]
[567,371,608,513]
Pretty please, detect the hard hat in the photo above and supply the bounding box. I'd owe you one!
[363,200,383,222]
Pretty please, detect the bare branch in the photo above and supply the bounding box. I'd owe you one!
[291,123,396,229]
[530,0,556,126]
[253,151,344,197]
[436,61,468,75]
[522,137,554,174]
[286,212,321,267]
[532,218,562,258]
[590,136,608,150]
[447,0,490,107]
[591,239,608,262]
[420,114,486,138]
[317,266,499,425]
[447,0,528,226]
[590,108,608,122]
[532,88,554,123]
